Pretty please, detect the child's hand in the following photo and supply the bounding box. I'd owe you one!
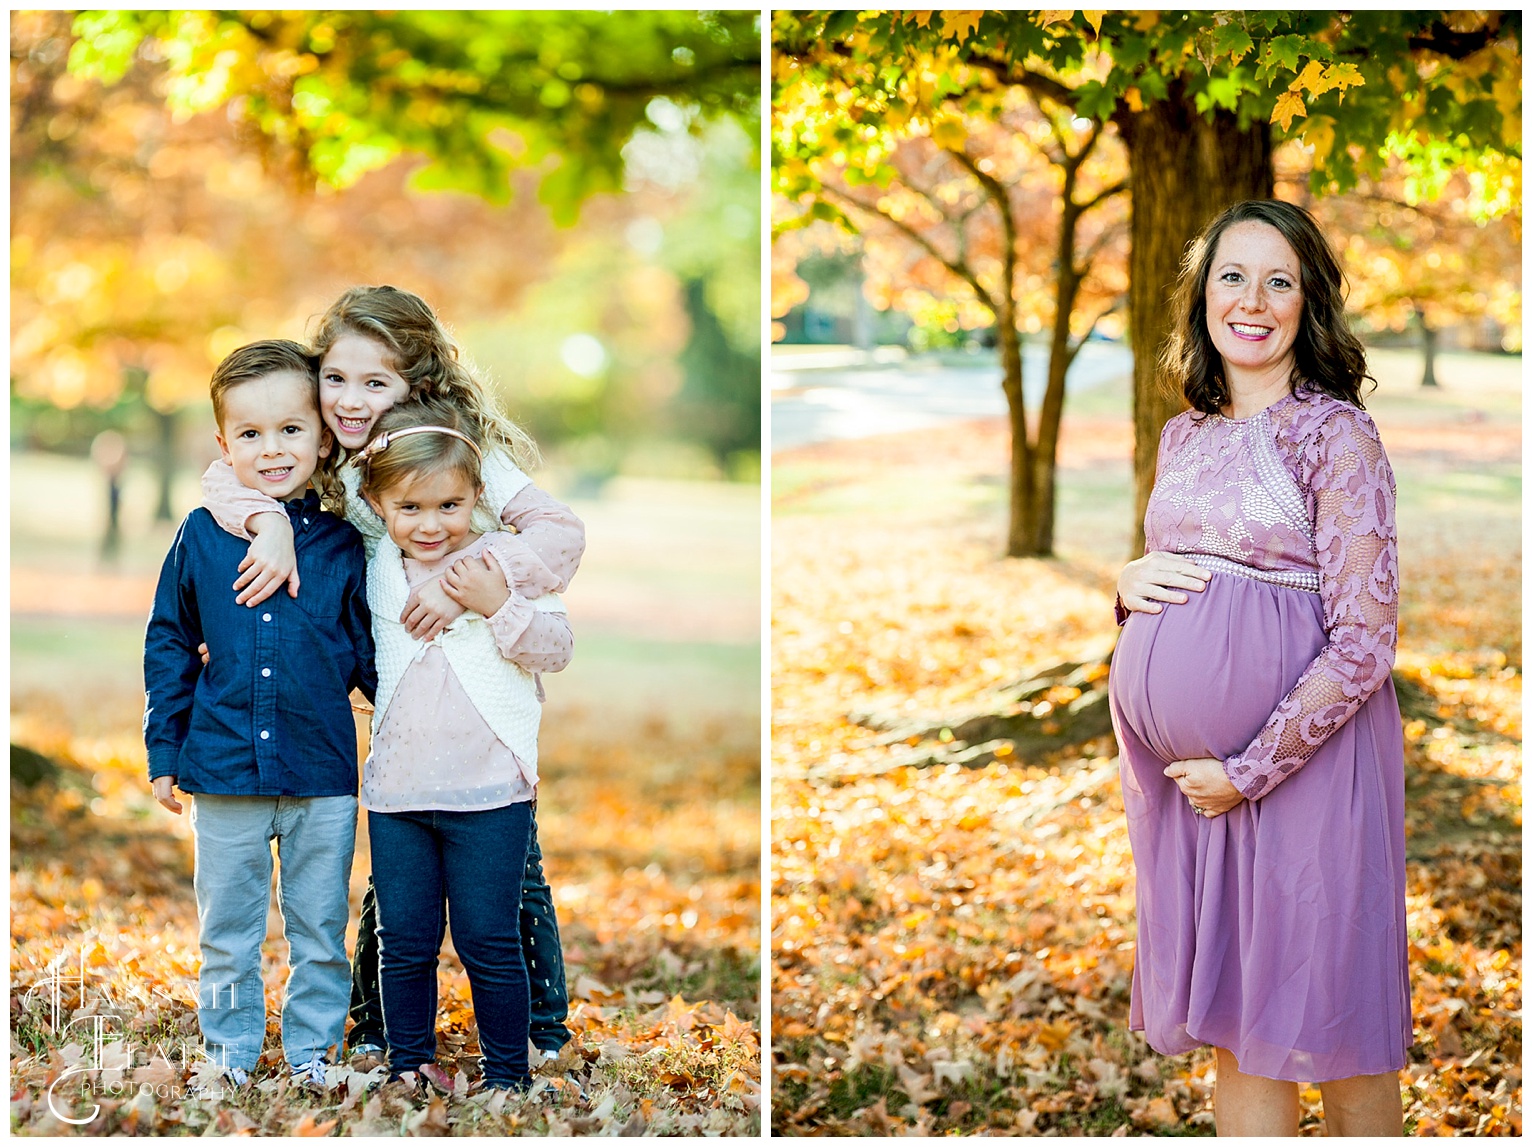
[234,512,299,606]
[401,578,466,642]
[441,553,511,619]
[153,776,184,814]
[198,642,210,666]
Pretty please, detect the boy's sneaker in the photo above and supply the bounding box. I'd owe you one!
[290,1053,331,1089]
[189,1064,250,1099]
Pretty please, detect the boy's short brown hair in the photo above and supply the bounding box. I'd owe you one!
[209,339,340,505]
[209,340,318,429]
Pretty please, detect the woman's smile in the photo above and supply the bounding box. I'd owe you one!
[1205,220,1303,389]
[1228,322,1273,340]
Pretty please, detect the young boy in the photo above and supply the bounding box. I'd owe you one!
[144,340,376,1090]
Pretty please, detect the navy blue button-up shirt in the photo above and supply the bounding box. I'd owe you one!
[144,490,376,796]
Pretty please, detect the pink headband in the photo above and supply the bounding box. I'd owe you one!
[349,425,483,467]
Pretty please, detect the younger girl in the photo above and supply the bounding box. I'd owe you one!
[353,399,565,1090]
[200,285,581,1064]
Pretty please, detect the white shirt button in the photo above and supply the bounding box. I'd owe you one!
[261,668,271,678]
[262,613,272,622]
[259,730,270,740]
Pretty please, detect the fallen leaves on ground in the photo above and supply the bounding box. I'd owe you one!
[11,694,760,1136]
[771,406,1520,1136]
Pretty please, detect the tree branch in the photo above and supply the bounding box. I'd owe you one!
[820,183,999,314]
[1066,299,1124,364]
[1077,177,1129,216]
[1407,19,1505,59]
[966,53,1081,109]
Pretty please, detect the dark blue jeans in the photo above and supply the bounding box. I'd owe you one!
[368,802,533,1088]
[349,809,572,1054]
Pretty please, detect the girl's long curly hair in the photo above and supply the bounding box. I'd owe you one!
[1160,199,1374,415]
[311,285,540,468]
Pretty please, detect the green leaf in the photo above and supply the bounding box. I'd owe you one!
[1261,34,1307,80]
[1073,80,1116,122]
[1198,70,1249,115]
[1210,23,1254,66]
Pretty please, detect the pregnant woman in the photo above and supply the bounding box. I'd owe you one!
[1108,199,1409,1137]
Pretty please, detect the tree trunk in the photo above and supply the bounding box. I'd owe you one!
[1000,320,1039,557]
[1117,86,1273,556]
[1416,304,1440,387]
[153,407,178,523]
[1033,260,1079,560]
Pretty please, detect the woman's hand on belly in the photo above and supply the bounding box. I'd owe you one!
[1164,757,1245,818]
[1117,551,1210,615]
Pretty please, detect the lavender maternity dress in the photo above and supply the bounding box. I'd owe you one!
[1109,386,1411,1082]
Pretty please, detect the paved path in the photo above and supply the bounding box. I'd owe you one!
[770,343,1132,450]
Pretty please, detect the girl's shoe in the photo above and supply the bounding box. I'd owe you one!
[347,1043,386,1072]
[477,1075,540,1100]
[417,1062,454,1094]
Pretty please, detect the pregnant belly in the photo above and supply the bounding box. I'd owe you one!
[1109,570,1326,765]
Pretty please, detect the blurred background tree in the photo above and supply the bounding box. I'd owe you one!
[774,29,1129,556]
[773,10,1520,552]
[12,8,762,518]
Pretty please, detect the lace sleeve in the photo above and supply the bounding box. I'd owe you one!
[1222,410,1399,799]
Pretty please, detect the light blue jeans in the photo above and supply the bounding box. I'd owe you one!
[190,794,356,1072]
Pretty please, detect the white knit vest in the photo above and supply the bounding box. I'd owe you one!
[367,534,565,778]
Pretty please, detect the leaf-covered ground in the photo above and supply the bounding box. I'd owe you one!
[11,473,761,1136]
[771,352,1520,1135]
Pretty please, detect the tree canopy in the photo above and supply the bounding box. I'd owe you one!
[13,9,760,484]
[68,9,761,223]
[777,11,1518,188]
[774,9,1520,550]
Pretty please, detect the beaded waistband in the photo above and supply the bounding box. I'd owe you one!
[1189,553,1321,595]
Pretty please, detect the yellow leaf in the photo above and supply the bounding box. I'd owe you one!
[1290,60,1327,95]
[1492,64,1521,147]
[1124,86,1144,113]
[1134,11,1160,31]
[1036,1018,1074,1050]
[940,11,984,42]
[907,11,934,28]
[1036,11,1075,29]
[1082,10,1107,36]
[1299,115,1335,163]
[931,117,967,151]
[1131,1096,1179,1129]
[1327,62,1364,95]
[1271,89,1307,133]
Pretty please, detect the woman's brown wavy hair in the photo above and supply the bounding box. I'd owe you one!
[1160,199,1374,415]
